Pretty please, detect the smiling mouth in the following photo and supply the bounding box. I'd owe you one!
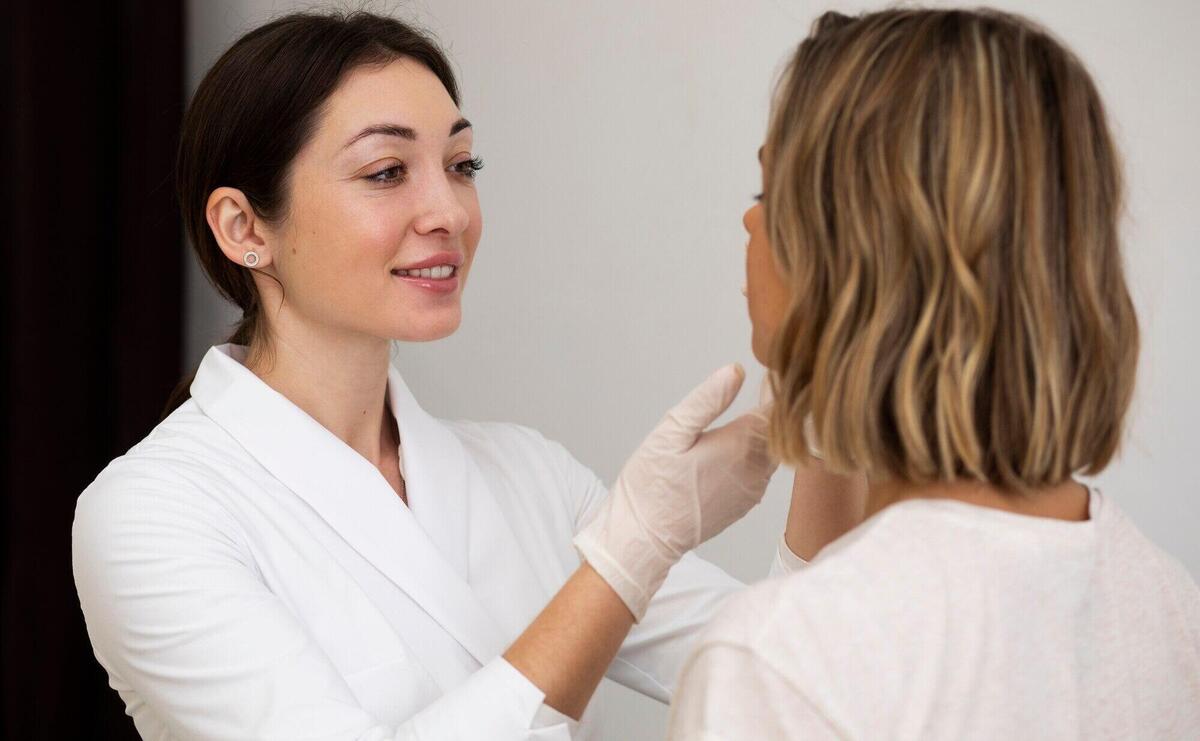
[391,265,458,279]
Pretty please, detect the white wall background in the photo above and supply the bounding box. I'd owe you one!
[186,1,1200,738]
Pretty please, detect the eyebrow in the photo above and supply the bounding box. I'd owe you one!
[342,118,473,150]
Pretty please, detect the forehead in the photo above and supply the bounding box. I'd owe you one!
[316,58,461,146]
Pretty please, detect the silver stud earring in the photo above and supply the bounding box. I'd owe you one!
[243,251,260,268]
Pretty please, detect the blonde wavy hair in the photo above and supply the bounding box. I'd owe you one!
[765,8,1138,490]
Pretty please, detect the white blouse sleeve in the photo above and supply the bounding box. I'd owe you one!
[769,534,810,577]
[72,468,573,741]
[667,640,840,740]
[665,578,842,740]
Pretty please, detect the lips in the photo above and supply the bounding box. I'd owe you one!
[390,251,463,295]
[392,251,464,272]
[393,264,457,279]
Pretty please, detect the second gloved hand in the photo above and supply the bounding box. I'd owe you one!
[573,364,777,621]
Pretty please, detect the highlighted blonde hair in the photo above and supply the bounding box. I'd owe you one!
[765,8,1138,489]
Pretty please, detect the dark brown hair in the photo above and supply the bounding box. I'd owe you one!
[764,9,1138,490]
[163,10,459,417]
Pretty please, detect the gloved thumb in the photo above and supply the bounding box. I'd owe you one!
[653,363,746,449]
[758,372,775,408]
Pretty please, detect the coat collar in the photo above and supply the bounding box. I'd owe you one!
[190,344,508,666]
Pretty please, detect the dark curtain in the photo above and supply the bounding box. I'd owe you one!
[3,2,184,738]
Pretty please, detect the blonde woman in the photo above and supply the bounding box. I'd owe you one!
[670,9,1200,739]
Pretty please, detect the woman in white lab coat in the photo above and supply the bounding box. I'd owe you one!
[71,10,835,740]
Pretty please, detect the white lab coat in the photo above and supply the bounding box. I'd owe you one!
[73,344,777,740]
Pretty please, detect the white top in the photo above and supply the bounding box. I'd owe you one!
[669,489,1200,740]
[72,345,797,740]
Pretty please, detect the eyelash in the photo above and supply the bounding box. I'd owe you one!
[753,192,763,201]
[364,156,485,185]
[455,156,484,179]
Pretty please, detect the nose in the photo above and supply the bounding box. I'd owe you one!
[413,171,470,237]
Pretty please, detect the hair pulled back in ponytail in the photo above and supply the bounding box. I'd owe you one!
[162,10,459,417]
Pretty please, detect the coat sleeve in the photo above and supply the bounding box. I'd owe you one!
[72,465,574,741]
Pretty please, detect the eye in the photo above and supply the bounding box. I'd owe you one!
[752,192,763,202]
[451,156,484,180]
[364,163,406,184]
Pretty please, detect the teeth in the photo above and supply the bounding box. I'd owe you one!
[393,265,455,279]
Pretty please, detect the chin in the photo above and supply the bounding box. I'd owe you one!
[389,312,462,342]
[751,332,770,367]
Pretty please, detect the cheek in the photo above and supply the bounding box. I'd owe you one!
[747,240,781,321]
[282,192,407,306]
[294,182,396,257]
[463,190,483,253]
[454,191,483,289]
[746,229,789,360]
[334,218,399,306]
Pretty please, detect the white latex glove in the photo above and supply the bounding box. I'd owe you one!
[574,364,777,621]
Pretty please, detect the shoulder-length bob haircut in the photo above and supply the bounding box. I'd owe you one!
[764,8,1138,490]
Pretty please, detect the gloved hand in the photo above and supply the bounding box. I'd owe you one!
[574,364,778,621]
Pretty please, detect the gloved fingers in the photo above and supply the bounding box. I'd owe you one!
[652,363,746,450]
[758,372,776,409]
[699,411,778,475]
[702,403,772,446]
[748,373,781,463]
[685,415,778,544]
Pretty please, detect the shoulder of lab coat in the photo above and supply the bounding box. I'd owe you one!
[72,401,574,741]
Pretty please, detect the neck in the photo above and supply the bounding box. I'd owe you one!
[865,476,1091,522]
[243,318,395,467]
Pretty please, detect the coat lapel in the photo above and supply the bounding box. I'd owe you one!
[389,367,553,642]
[385,366,471,583]
[190,345,508,667]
